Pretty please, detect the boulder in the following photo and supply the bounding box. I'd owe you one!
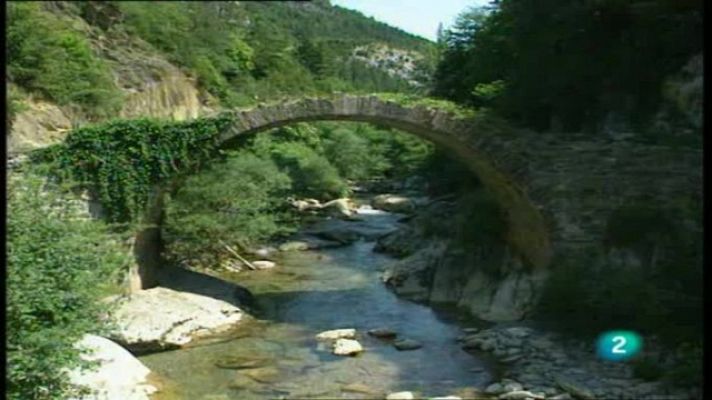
[316,328,356,341]
[66,334,158,400]
[371,194,415,213]
[107,287,243,353]
[332,338,363,356]
[386,391,414,400]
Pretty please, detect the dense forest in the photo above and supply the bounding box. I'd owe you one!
[433,0,702,137]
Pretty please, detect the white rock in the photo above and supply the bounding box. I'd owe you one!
[332,338,363,356]
[503,381,523,392]
[315,328,356,340]
[108,287,243,352]
[431,397,461,400]
[371,194,415,213]
[66,334,157,400]
[386,391,414,400]
[549,394,573,400]
[252,260,276,270]
[498,390,545,400]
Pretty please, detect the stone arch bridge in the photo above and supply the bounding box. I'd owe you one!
[125,94,700,318]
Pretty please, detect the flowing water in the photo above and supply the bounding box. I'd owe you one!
[140,206,495,400]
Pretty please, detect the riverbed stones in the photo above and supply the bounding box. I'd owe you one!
[372,194,415,213]
[393,338,422,351]
[498,390,545,400]
[368,328,397,339]
[252,260,276,270]
[316,328,356,340]
[386,391,414,400]
[215,356,270,370]
[107,287,243,353]
[332,338,363,356]
[485,383,505,395]
[341,383,380,395]
[278,241,311,251]
[242,366,280,383]
[553,375,595,400]
[66,334,158,400]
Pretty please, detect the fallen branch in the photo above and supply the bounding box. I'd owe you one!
[219,240,257,270]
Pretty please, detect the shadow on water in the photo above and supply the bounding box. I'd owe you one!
[143,210,497,399]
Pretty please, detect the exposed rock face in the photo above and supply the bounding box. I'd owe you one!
[378,199,549,322]
[8,98,73,155]
[119,72,203,121]
[106,287,243,353]
[67,334,158,400]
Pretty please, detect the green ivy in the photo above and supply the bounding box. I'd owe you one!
[31,114,235,223]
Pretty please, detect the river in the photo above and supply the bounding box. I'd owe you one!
[139,204,496,399]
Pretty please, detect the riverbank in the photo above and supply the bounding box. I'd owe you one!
[73,189,700,400]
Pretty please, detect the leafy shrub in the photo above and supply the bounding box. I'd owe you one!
[30,114,234,223]
[164,151,295,266]
[323,127,389,181]
[7,170,130,400]
[7,2,122,119]
[269,141,349,199]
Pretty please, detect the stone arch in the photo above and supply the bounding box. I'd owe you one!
[130,94,554,292]
[217,95,552,268]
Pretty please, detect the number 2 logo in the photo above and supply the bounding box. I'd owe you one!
[611,336,627,354]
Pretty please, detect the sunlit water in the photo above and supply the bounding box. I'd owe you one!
[140,207,495,399]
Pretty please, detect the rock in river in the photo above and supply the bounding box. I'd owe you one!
[393,338,422,351]
[386,391,415,400]
[107,287,243,353]
[316,328,356,340]
[66,334,158,400]
[332,338,363,356]
[372,194,415,213]
[367,328,397,339]
[252,260,276,270]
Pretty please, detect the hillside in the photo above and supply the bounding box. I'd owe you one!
[6,1,436,155]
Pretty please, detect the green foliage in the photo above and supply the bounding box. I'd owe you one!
[162,121,435,266]
[375,93,477,119]
[433,0,703,132]
[323,127,389,181]
[7,170,130,400]
[7,2,122,119]
[268,140,349,199]
[31,114,234,223]
[164,151,295,267]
